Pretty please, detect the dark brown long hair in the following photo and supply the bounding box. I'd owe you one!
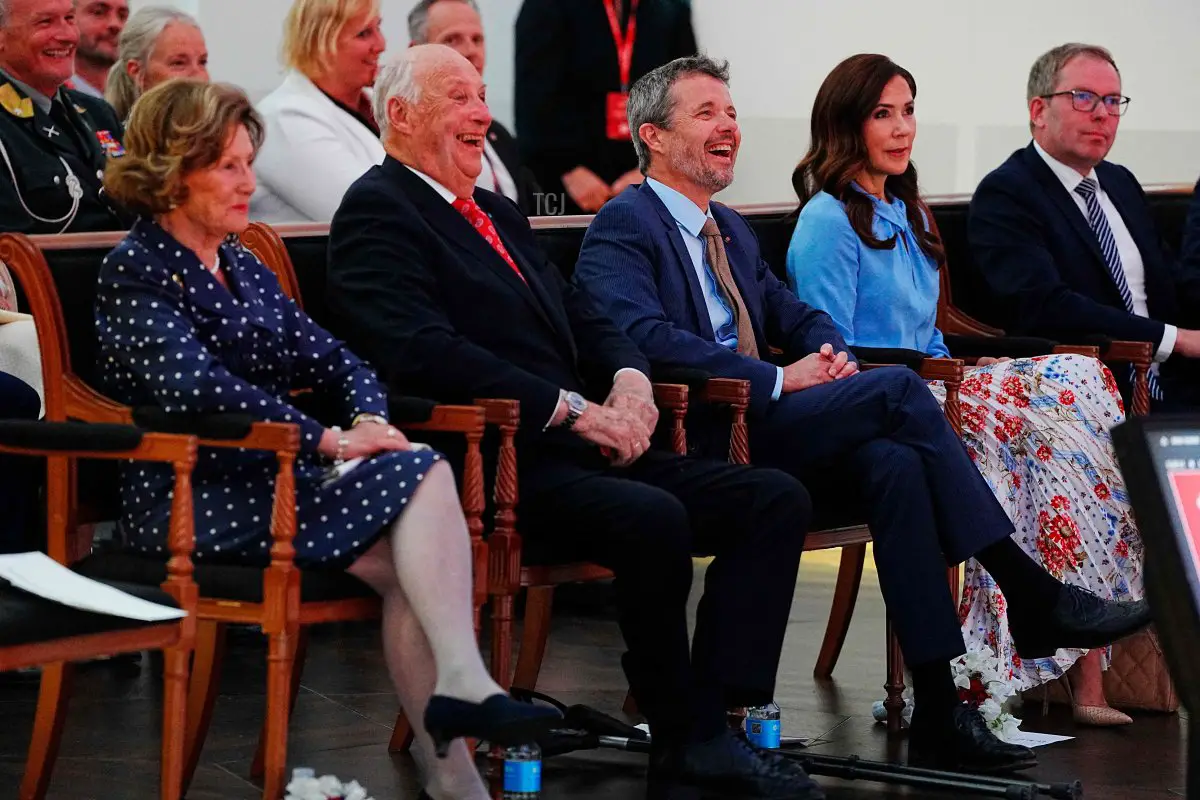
[791,54,944,266]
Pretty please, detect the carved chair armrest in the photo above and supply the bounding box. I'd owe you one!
[0,421,199,589]
[1050,345,1102,358]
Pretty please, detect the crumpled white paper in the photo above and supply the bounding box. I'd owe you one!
[284,774,374,800]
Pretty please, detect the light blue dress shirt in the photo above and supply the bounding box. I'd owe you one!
[645,177,784,399]
[785,188,950,359]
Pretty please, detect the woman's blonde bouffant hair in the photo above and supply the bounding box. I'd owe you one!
[103,79,264,218]
[281,0,379,79]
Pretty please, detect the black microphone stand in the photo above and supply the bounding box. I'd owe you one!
[510,689,1084,800]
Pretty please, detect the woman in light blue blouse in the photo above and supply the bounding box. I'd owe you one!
[786,54,1143,728]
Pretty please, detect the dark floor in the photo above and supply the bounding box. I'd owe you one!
[0,550,1187,799]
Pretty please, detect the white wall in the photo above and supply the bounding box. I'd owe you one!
[130,0,1200,204]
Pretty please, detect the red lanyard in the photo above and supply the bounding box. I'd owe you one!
[603,0,639,91]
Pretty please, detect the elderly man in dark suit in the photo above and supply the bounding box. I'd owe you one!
[326,43,824,799]
[969,42,1200,410]
[572,54,1152,775]
[406,0,541,216]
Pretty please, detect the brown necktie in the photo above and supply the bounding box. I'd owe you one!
[701,218,759,359]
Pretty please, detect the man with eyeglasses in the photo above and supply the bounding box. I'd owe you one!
[970,42,1200,411]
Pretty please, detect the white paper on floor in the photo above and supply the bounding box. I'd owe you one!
[1005,730,1074,748]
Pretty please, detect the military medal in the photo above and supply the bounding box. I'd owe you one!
[96,130,125,157]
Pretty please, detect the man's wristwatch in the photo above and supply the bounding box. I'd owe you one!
[560,391,588,430]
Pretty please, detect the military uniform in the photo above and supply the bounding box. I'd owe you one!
[0,75,130,234]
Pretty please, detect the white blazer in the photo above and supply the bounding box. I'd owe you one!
[251,70,386,223]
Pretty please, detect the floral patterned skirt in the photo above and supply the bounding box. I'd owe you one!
[928,353,1144,691]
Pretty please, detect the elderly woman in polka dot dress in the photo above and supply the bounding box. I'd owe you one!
[96,79,556,800]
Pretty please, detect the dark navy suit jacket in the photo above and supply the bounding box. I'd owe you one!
[327,157,651,492]
[1182,174,1200,275]
[573,182,849,416]
[969,143,1200,344]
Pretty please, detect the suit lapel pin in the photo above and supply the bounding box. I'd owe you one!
[724,236,731,243]
[171,273,184,288]
[488,131,497,141]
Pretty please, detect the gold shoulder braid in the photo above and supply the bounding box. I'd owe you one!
[0,83,33,119]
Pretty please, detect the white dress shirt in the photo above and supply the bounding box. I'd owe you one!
[1033,141,1176,361]
[645,177,785,400]
[404,165,648,426]
[477,139,519,204]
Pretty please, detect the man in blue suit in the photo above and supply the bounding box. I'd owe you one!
[969,43,1200,410]
[574,54,1150,775]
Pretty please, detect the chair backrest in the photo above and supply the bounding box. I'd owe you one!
[0,233,111,563]
[242,223,304,306]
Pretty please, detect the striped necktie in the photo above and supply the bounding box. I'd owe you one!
[1074,177,1164,402]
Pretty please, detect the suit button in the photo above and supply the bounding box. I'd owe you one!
[54,176,61,184]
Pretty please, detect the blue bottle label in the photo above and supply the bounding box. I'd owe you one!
[504,759,542,793]
[746,717,781,749]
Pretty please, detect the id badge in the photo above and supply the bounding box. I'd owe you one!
[606,91,630,140]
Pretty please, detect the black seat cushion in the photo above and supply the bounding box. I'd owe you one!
[0,577,178,649]
[75,552,376,604]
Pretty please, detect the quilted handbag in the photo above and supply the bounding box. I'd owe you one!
[1031,627,1179,713]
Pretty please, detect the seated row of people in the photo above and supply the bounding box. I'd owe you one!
[91,48,1151,797]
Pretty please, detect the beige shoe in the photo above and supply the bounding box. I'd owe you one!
[1073,704,1133,727]
[1063,680,1133,726]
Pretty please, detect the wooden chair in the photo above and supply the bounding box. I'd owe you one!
[0,418,198,800]
[0,231,488,800]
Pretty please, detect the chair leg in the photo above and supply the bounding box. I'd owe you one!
[884,619,907,735]
[182,621,227,794]
[19,662,74,800]
[260,628,301,800]
[813,543,866,679]
[160,645,190,800]
[948,563,962,613]
[252,627,309,779]
[387,712,415,753]
[490,593,516,690]
[511,586,554,692]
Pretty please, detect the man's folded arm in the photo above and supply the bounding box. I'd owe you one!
[574,209,780,413]
[327,215,564,430]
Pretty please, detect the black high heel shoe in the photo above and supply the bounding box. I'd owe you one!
[424,693,561,757]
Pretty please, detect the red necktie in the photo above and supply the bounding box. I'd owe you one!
[452,197,526,283]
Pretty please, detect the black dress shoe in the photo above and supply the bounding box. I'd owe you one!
[650,728,825,799]
[1010,585,1151,659]
[909,704,1037,775]
[423,693,561,757]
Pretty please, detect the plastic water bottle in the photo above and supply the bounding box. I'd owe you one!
[502,743,542,799]
[745,703,782,749]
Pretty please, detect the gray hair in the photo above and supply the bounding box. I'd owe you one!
[372,48,427,137]
[104,5,201,120]
[1027,43,1119,103]
[407,0,478,43]
[628,55,730,174]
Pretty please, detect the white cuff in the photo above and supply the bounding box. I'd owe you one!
[1156,325,1177,363]
[614,367,650,383]
[543,388,567,431]
[772,367,784,401]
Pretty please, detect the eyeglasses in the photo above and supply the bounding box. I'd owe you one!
[1040,89,1131,116]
